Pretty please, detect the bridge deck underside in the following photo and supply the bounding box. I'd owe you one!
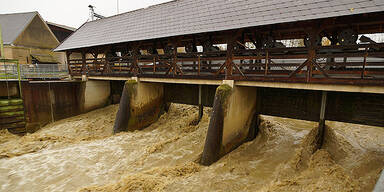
[162,85,384,127]
[258,88,384,127]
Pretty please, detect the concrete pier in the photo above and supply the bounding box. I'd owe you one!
[113,79,165,133]
[201,82,257,165]
[374,169,384,192]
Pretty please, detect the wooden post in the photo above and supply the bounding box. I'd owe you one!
[106,47,115,75]
[104,50,110,75]
[307,49,315,82]
[306,28,319,82]
[81,51,87,75]
[264,50,269,76]
[91,52,98,73]
[225,38,234,79]
[198,84,203,122]
[247,88,260,141]
[193,36,197,71]
[198,55,201,76]
[49,82,55,123]
[208,60,212,71]
[153,56,156,74]
[362,49,368,79]
[133,53,138,76]
[307,59,312,82]
[130,45,140,76]
[318,91,327,147]
[66,51,72,75]
[172,43,178,76]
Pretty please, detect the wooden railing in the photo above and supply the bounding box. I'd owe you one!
[68,43,384,85]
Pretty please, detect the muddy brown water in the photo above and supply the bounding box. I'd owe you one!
[0,104,383,192]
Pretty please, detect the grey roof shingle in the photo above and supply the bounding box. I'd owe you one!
[55,0,384,51]
[0,12,37,44]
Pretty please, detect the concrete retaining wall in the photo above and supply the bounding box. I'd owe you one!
[83,80,111,112]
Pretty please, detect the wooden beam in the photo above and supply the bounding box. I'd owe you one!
[66,51,73,75]
[233,62,245,77]
[198,55,201,76]
[264,51,269,76]
[289,59,309,78]
[312,60,330,78]
[81,50,87,75]
[225,36,234,79]
[362,49,368,79]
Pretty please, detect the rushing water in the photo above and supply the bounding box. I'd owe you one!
[0,104,383,192]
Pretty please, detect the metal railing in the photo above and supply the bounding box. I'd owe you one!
[0,63,69,80]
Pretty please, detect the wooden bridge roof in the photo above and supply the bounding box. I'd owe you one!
[55,0,384,51]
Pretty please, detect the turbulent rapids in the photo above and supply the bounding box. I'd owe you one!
[0,104,383,192]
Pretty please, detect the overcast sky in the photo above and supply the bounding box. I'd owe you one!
[0,0,172,28]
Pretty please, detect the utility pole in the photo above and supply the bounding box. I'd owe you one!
[89,5,95,21]
[88,5,105,21]
[0,24,4,59]
[117,0,119,14]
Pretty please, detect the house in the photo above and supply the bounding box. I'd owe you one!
[0,11,65,64]
[46,21,76,43]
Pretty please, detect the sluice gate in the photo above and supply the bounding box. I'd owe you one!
[0,98,26,134]
[0,80,114,134]
[112,78,384,165]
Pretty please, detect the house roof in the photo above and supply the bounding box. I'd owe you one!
[0,12,37,44]
[31,53,58,63]
[55,0,384,51]
[46,21,76,32]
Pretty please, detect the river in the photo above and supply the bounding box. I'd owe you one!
[0,104,382,192]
